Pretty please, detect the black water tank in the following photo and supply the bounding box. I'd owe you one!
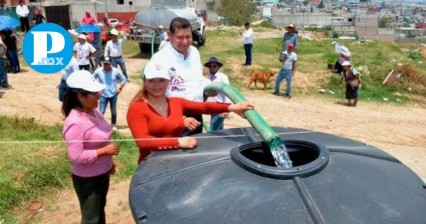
[129,127,426,224]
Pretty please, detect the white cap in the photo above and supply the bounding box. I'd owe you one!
[159,25,164,29]
[110,28,119,36]
[66,70,105,92]
[144,63,171,80]
[341,61,351,66]
[78,34,86,40]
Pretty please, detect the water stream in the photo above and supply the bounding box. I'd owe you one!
[271,144,293,168]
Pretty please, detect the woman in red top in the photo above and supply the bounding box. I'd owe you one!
[127,70,253,164]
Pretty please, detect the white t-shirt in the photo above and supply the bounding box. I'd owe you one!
[242,28,254,45]
[73,42,96,66]
[144,44,210,102]
[15,4,29,17]
[280,51,297,70]
[206,71,231,104]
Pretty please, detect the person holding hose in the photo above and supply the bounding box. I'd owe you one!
[127,66,254,164]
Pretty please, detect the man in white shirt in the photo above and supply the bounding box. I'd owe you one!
[15,0,29,32]
[144,17,210,136]
[204,57,231,132]
[239,22,254,66]
[73,34,96,71]
[104,29,128,80]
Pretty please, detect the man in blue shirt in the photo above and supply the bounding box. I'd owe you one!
[93,57,127,130]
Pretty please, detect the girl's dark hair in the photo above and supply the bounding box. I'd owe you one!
[169,17,191,34]
[61,88,91,117]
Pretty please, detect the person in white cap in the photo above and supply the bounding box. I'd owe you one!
[341,60,361,107]
[93,56,127,130]
[73,34,96,71]
[104,28,128,80]
[282,24,298,52]
[61,70,119,224]
[127,64,254,164]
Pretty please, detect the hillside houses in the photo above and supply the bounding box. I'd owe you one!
[2,0,426,42]
[265,0,426,42]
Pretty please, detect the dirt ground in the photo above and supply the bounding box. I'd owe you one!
[1,52,426,223]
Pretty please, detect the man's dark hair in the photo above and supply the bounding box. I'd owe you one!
[169,17,192,34]
[244,22,250,26]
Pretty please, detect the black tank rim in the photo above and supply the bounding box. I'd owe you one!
[230,140,329,180]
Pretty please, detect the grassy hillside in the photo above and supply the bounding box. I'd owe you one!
[197,28,426,104]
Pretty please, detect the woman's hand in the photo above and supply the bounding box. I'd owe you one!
[178,137,197,149]
[183,117,201,131]
[228,102,254,118]
[98,143,120,156]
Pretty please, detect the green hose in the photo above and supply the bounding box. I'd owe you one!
[204,82,292,168]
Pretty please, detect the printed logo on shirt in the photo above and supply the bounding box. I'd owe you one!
[23,23,73,74]
[170,76,184,92]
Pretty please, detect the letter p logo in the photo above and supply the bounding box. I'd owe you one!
[23,23,73,74]
[31,31,65,65]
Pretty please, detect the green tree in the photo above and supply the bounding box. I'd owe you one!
[218,0,256,26]
[378,16,390,28]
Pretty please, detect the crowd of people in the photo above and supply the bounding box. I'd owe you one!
[272,23,360,106]
[2,9,363,221]
[0,0,47,90]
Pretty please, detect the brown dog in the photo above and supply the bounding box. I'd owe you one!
[248,71,275,89]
